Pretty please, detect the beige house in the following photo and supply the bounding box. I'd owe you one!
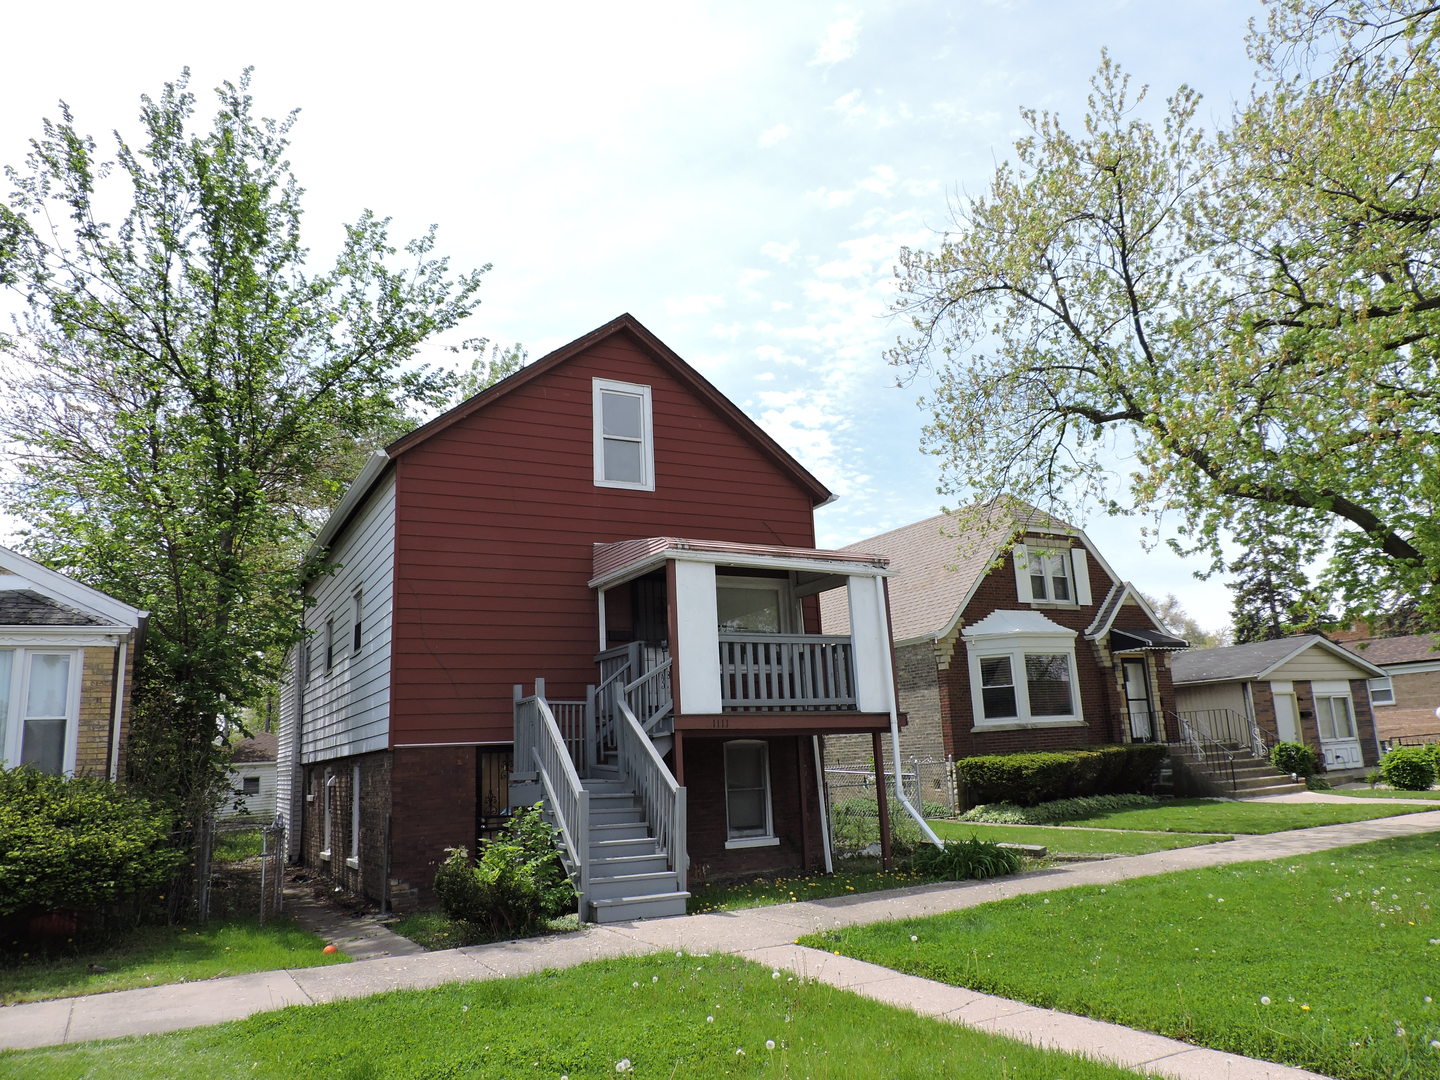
[0,545,146,779]
[1172,635,1386,771]
[1338,633,1440,745]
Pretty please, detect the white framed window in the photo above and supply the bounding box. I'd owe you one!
[241,775,261,797]
[0,648,83,776]
[593,378,655,490]
[321,771,336,860]
[324,616,336,674]
[962,610,1083,729]
[347,764,361,868]
[352,589,364,654]
[724,740,777,848]
[1368,676,1395,706]
[1012,542,1090,605]
[1315,693,1357,741]
[716,576,795,634]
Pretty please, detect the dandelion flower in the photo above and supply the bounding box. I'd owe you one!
[1260,996,1271,1005]
[772,970,781,979]
[616,1058,633,1073]
[910,935,918,942]
[706,1016,714,1023]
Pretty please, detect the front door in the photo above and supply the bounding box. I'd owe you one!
[1272,689,1300,743]
[1122,658,1155,742]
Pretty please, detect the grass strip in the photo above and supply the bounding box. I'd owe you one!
[0,919,347,1004]
[388,910,579,950]
[1058,797,1434,833]
[802,833,1440,1080]
[688,861,934,913]
[0,953,1150,1080]
[1324,789,1440,801]
[928,819,1229,854]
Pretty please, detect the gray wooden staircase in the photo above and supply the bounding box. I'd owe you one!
[580,777,689,923]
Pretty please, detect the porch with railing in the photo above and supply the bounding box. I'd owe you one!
[718,633,856,711]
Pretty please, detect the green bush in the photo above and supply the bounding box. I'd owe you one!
[959,793,1160,825]
[954,745,1165,807]
[1380,747,1437,791]
[830,797,925,855]
[912,836,1022,880]
[1305,775,1333,792]
[1270,741,1318,778]
[434,804,577,934]
[0,767,181,920]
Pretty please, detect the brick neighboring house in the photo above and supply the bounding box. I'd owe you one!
[0,545,146,779]
[819,503,1189,803]
[1336,633,1440,745]
[1171,636,1387,771]
[277,314,906,919]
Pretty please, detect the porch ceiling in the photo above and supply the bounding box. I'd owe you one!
[590,536,891,590]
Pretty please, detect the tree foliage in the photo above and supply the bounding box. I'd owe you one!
[892,0,1440,625]
[0,70,487,827]
[1141,592,1230,650]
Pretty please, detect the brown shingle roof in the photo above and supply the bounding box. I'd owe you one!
[820,500,1076,642]
[1340,633,1440,667]
[230,732,278,763]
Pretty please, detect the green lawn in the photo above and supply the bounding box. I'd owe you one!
[1328,788,1440,801]
[929,819,1230,855]
[0,919,348,1004]
[0,953,1149,1080]
[802,833,1440,1080]
[1058,797,1435,833]
[688,860,934,913]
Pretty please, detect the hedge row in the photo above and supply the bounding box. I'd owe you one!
[954,744,1168,807]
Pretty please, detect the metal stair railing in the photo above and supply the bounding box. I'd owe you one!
[614,697,687,893]
[514,683,591,914]
[1172,712,1238,793]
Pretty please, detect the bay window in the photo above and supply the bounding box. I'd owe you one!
[963,610,1082,727]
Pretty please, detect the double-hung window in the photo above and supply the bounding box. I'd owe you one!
[0,648,81,775]
[1367,677,1394,706]
[1316,693,1356,741]
[724,740,776,847]
[593,379,655,490]
[963,610,1082,728]
[1013,542,1088,605]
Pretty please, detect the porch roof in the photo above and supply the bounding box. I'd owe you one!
[590,536,890,589]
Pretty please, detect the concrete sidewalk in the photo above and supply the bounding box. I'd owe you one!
[4,806,1438,1080]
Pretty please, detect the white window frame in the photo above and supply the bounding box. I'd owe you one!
[320,771,336,860]
[1012,542,1089,606]
[715,575,797,635]
[593,378,655,491]
[0,647,84,776]
[963,625,1083,730]
[1368,676,1395,707]
[347,764,361,868]
[724,739,778,848]
[1314,686,1357,741]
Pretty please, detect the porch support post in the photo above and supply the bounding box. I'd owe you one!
[872,730,892,871]
[798,736,814,872]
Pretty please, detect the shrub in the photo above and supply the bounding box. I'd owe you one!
[960,793,1160,825]
[920,800,954,820]
[1270,742,1318,778]
[913,836,1022,881]
[0,767,181,921]
[434,804,577,934]
[1380,747,1437,791]
[830,797,925,855]
[1305,775,1333,792]
[955,745,1165,807]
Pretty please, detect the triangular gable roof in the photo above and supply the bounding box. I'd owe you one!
[314,314,833,552]
[0,545,146,629]
[820,499,1119,645]
[1171,634,1386,685]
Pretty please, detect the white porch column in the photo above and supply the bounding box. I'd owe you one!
[848,574,892,713]
[674,560,722,714]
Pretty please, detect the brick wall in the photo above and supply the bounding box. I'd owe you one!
[1349,678,1381,766]
[300,751,397,906]
[684,735,824,882]
[1376,668,1440,741]
[825,641,942,774]
[72,646,118,778]
[389,745,477,905]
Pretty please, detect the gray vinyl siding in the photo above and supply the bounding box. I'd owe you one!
[276,643,303,856]
[300,473,396,763]
[1174,682,1248,718]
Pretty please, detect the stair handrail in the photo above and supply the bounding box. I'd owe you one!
[624,656,674,734]
[593,658,634,766]
[514,686,591,913]
[1248,719,1273,763]
[614,696,687,893]
[1173,712,1238,794]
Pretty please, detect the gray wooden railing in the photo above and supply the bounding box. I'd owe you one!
[513,684,590,913]
[614,697,686,892]
[625,657,673,733]
[718,633,856,710]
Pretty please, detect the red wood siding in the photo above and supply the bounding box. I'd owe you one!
[390,331,820,746]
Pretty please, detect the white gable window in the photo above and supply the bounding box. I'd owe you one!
[0,648,82,775]
[963,610,1083,729]
[1012,542,1090,606]
[593,378,655,491]
[1368,676,1394,706]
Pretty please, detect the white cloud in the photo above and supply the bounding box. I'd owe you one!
[759,240,800,264]
[857,164,897,196]
[811,16,860,67]
[804,186,857,209]
[758,123,791,148]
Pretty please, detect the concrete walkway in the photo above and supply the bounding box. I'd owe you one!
[5,805,1439,1080]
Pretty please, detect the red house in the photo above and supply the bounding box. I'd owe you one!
[277,315,903,920]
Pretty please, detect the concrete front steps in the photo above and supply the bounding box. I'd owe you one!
[581,778,688,923]
[1168,746,1308,799]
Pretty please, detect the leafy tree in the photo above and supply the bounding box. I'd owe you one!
[1141,592,1230,650]
[890,1,1440,626]
[0,71,487,849]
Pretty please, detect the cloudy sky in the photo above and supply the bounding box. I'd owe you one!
[0,0,1267,632]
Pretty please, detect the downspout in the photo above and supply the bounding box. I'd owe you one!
[811,736,833,873]
[107,639,129,783]
[877,578,943,847]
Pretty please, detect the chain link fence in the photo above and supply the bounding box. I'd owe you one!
[194,815,287,924]
[822,757,955,858]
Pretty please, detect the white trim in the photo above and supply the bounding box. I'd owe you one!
[310,450,390,556]
[108,640,128,782]
[1367,676,1395,706]
[0,647,84,776]
[348,763,361,867]
[593,378,655,491]
[724,739,774,843]
[589,547,890,591]
[725,836,780,850]
[0,629,130,646]
[963,614,1082,728]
